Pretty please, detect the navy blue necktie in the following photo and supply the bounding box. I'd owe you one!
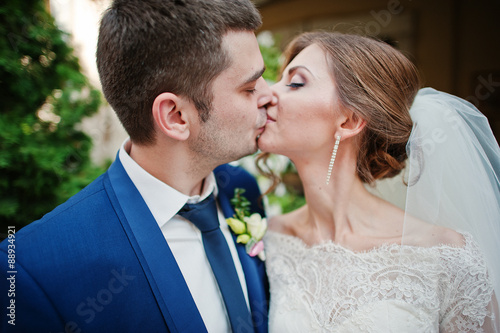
[178,194,253,332]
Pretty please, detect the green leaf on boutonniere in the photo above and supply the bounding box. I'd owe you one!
[226,188,267,260]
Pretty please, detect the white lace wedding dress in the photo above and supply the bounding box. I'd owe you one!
[265,230,496,332]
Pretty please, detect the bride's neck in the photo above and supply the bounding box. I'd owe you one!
[292,154,372,242]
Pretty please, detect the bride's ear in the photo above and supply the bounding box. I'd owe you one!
[152,92,192,141]
[336,111,366,140]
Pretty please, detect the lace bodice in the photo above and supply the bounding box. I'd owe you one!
[265,231,495,332]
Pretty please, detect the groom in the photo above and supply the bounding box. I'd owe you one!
[0,0,272,332]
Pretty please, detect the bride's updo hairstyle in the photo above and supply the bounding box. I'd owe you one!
[284,32,421,184]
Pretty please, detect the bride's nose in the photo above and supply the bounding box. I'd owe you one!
[269,91,278,106]
[270,94,278,106]
[262,92,278,111]
[267,87,278,105]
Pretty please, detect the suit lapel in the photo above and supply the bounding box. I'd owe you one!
[217,188,269,333]
[105,157,207,333]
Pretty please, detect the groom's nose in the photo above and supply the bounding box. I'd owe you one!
[257,77,273,109]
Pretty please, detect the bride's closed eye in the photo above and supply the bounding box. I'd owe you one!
[286,82,305,89]
[285,73,306,89]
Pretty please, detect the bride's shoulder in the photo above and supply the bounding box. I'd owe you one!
[267,205,307,236]
[426,225,465,247]
[404,216,465,248]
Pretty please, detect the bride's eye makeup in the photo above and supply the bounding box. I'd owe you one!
[286,82,305,89]
[286,73,305,89]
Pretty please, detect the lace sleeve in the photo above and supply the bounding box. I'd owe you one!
[440,234,496,332]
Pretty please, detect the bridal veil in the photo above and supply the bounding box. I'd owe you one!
[397,87,500,331]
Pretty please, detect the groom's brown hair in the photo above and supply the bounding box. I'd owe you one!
[97,0,262,144]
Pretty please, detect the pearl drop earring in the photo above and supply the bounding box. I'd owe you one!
[326,135,341,185]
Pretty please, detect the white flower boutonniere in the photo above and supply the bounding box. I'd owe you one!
[226,188,267,261]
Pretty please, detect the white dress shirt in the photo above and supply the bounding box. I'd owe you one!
[118,139,249,332]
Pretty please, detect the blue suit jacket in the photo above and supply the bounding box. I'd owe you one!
[0,158,269,333]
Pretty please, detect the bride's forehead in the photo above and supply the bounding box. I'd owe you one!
[291,44,327,65]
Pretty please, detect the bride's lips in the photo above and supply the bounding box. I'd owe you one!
[257,116,272,138]
[266,114,276,124]
[257,121,267,133]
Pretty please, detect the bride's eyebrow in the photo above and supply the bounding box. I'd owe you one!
[287,65,316,78]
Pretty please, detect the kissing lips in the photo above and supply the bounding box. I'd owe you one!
[266,114,276,124]
[256,120,267,139]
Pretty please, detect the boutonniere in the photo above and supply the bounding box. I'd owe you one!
[226,188,267,261]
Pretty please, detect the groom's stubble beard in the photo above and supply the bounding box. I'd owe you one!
[188,109,259,167]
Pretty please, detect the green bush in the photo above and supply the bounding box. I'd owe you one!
[0,0,103,233]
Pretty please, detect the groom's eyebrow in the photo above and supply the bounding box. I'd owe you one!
[240,67,266,87]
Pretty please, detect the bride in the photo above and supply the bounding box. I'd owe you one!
[258,31,500,332]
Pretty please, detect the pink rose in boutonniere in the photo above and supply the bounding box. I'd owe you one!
[226,188,267,261]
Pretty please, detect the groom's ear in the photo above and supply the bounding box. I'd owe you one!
[336,110,366,139]
[152,92,195,141]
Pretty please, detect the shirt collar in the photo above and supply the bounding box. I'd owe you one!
[118,139,218,228]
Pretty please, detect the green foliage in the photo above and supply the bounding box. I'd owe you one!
[0,0,103,231]
[230,188,252,220]
[259,158,306,214]
[259,39,282,82]
[267,190,306,214]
